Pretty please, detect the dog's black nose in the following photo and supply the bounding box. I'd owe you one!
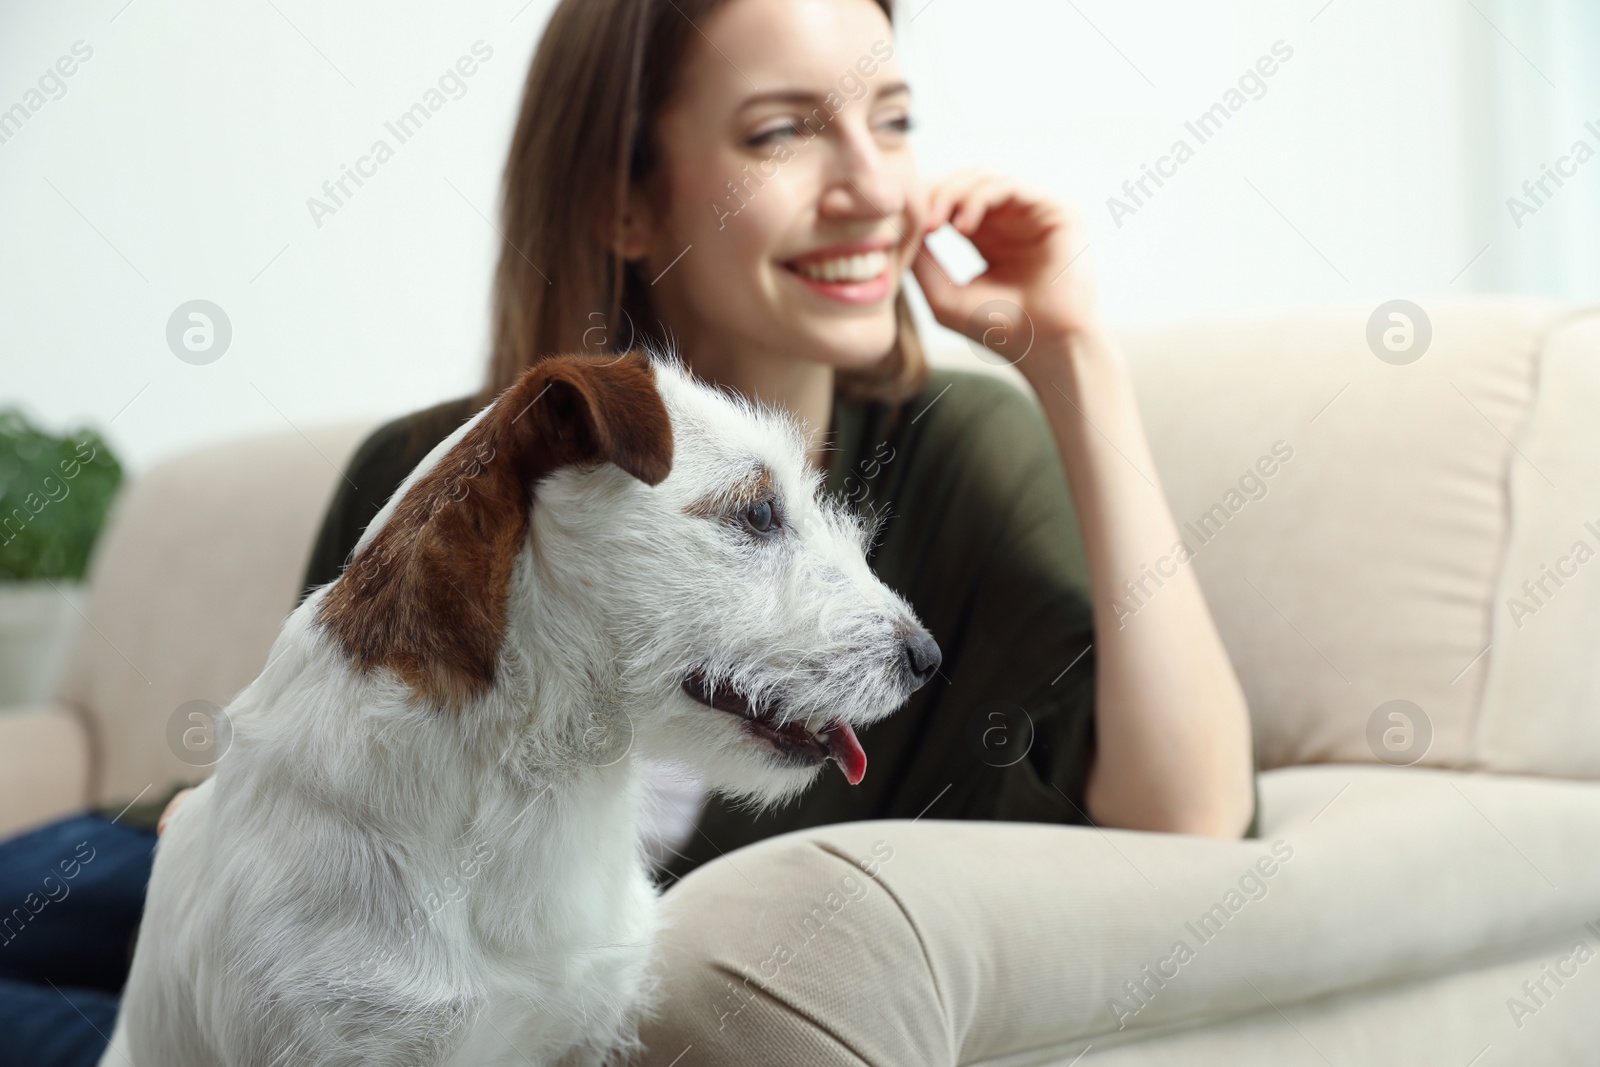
[901,629,942,689]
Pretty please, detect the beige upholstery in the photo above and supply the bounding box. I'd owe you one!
[2,422,374,832]
[924,299,1588,776]
[1476,308,1600,776]
[5,298,1598,1061]
[634,765,1600,1065]
[0,702,92,838]
[1120,298,1570,773]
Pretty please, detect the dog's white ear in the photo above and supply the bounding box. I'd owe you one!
[316,351,673,710]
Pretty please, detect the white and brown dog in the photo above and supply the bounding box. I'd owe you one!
[101,351,941,1067]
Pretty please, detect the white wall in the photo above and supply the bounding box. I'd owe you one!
[1,0,1595,475]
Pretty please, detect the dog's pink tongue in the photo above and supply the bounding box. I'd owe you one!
[821,721,867,785]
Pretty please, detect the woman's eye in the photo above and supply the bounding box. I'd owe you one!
[748,122,801,148]
[879,113,914,135]
[743,499,777,534]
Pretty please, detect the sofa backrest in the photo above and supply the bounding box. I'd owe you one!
[1122,299,1600,778]
[1474,308,1600,778]
[935,298,1600,780]
[57,422,376,804]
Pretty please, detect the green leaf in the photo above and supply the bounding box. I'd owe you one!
[0,407,124,581]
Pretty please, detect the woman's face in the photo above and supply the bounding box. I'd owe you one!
[627,0,922,376]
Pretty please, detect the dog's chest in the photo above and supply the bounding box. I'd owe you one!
[446,861,661,1066]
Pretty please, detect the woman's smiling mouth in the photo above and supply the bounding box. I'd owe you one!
[780,239,897,305]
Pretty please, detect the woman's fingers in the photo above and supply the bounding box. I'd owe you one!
[922,167,994,234]
[913,166,1102,350]
[949,177,1022,235]
[932,170,1048,235]
[914,177,1022,327]
[158,787,194,837]
[911,238,992,335]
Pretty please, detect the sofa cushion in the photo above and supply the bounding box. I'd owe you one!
[1064,930,1600,1066]
[1116,299,1567,772]
[0,703,92,838]
[1475,307,1600,778]
[56,422,375,805]
[638,764,1600,1065]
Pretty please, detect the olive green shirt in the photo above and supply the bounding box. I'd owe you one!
[295,369,1259,881]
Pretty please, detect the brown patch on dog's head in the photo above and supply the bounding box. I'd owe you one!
[316,352,673,710]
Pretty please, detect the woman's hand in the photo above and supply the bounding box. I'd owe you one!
[157,787,193,836]
[910,167,1101,376]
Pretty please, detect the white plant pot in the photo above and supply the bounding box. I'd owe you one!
[0,580,88,708]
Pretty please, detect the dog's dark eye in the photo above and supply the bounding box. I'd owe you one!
[742,499,779,535]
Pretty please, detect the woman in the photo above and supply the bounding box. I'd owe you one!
[1,0,1255,1062]
[293,0,1255,879]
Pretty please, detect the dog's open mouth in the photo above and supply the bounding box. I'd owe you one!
[681,668,868,785]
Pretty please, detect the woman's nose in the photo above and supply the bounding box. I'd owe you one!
[817,126,903,221]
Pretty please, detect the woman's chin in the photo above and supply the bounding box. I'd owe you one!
[815,340,899,375]
[788,318,900,374]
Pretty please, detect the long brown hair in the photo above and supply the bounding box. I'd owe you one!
[476,0,927,412]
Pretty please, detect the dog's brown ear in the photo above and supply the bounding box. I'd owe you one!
[316,351,673,711]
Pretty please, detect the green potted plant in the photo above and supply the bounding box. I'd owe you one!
[0,408,123,706]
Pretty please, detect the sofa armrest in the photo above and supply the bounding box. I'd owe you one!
[0,703,92,839]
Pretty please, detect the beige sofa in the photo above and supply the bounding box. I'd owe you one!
[4,298,1598,1064]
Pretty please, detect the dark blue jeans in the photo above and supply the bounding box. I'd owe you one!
[0,813,156,1067]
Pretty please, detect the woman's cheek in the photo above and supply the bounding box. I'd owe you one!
[675,196,781,321]
[902,169,928,239]
[711,177,796,266]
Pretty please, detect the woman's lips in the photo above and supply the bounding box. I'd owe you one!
[780,258,894,305]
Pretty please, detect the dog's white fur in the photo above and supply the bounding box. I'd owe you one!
[101,355,933,1066]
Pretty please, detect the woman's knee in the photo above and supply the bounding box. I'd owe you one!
[633,830,950,1067]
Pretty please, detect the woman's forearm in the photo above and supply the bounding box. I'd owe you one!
[1028,330,1255,838]
[902,169,1253,834]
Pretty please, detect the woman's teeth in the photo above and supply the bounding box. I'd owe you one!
[793,251,889,283]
